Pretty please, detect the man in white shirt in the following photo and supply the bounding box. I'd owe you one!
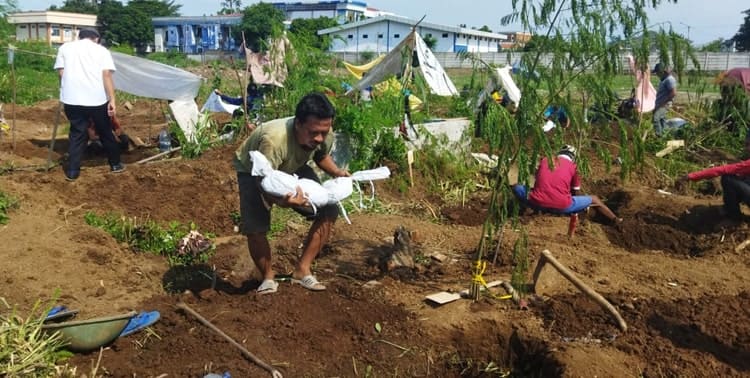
[54,28,122,181]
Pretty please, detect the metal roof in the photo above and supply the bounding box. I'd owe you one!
[317,14,507,39]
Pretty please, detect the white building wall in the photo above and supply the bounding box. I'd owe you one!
[326,19,503,53]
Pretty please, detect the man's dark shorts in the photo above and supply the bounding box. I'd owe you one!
[238,164,339,234]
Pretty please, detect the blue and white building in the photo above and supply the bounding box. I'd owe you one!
[152,15,242,53]
[318,15,508,54]
[272,0,388,24]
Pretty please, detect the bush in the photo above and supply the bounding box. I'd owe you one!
[0,190,19,225]
[84,212,215,266]
[0,300,70,376]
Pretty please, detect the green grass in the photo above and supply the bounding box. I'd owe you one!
[0,190,19,225]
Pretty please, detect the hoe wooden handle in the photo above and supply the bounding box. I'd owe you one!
[176,302,283,378]
[537,249,628,332]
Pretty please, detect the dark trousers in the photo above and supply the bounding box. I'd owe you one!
[721,175,750,220]
[64,103,120,177]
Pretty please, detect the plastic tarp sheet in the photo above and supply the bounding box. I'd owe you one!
[353,31,458,97]
[111,52,203,141]
[201,91,241,114]
[496,66,521,105]
[245,37,288,87]
[722,68,750,95]
[343,55,385,79]
[626,55,656,113]
[111,52,202,101]
[414,31,458,96]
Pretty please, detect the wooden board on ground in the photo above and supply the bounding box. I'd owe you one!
[655,139,685,158]
[425,280,504,306]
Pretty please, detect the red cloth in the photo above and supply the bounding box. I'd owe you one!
[687,159,750,181]
[723,68,750,96]
[529,155,581,210]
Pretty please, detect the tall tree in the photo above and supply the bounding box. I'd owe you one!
[127,0,181,18]
[699,38,727,52]
[51,0,98,14]
[289,16,337,50]
[468,0,681,296]
[0,0,18,42]
[99,0,180,48]
[219,0,243,15]
[240,2,285,52]
[733,8,750,51]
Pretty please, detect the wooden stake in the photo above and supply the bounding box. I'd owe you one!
[533,249,628,332]
[46,102,62,170]
[407,149,414,187]
[10,50,16,151]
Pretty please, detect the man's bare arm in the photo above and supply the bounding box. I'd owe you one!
[103,70,116,116]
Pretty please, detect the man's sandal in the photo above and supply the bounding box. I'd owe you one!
[256,279,279,295]
[292,275,326,291]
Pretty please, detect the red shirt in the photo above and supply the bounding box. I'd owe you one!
[687,159,750,181]
[529,155,581,209]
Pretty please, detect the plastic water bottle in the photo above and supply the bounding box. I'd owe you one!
[158,129,171,152]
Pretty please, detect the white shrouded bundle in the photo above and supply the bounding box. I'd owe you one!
[250,151,354,223]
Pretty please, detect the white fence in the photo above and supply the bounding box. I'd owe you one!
[334,52,750,72]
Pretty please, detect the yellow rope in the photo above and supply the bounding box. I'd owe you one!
[472,259,512,300]
[472,259,488,287]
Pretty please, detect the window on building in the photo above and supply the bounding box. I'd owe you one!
[442,33,448,38]
[348,34,353,39]
[19,25,27,29]
[394,33,400,38]
[51,27,60,37]
[363,34,368,39]
[378,33,383,39]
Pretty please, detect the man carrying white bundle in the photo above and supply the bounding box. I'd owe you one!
[234,93,350,294]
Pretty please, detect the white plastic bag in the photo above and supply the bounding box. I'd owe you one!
[350,166,391,208]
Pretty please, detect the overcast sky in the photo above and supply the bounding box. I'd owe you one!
[20,0,749,45]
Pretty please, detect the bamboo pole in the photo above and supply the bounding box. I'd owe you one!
[134,146,181,164]
[47,102,63,170]
[534,249,628,332]
[176,302,283,378]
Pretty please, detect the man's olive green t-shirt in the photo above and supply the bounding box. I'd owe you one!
[233,116,334,174]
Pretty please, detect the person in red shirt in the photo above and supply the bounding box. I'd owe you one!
[529,145,621,222]
[677,135,750,221]
[87,114,129,152]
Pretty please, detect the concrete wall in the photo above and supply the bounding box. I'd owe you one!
[334,51,750,71]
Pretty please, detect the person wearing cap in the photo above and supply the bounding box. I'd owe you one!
[54,28,123,181]
[529,145,622,223]
[652,62,677,136]
[677,134,750,225]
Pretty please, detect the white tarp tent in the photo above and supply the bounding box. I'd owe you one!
[353,30,458,97]
[475,66,521,113]
[111,52,203,141]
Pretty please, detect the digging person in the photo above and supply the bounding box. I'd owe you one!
[234,93,350,294]
[528,145,622,224]
[677,134,750,227]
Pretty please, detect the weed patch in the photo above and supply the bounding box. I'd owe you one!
[83,212,215,266]
[0,190,19,224]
